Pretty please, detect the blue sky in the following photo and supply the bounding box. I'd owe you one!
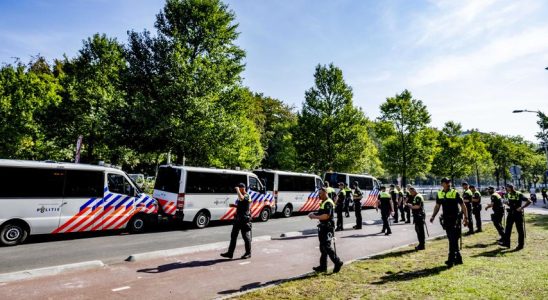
[1,0,547,142]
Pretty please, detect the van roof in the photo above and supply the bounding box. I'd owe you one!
[254,169,320,178]
[159,165,257,177]
[0,159,123,173]
[324,172,375,179]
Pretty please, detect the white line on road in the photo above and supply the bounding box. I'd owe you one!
[112,286,131,292]
[239,262,251,265]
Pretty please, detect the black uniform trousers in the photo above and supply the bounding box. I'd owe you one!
[464,202,474,232]
[227,221,252,255]
[354,200,362,228]
[472,203,482,231]
[392,200,399,222]
[414,214,425,247]
[402,203,410,222]
[344,197,351,216]
[318,225,341,268]
[381,208,391,233]
[491,211,504,239]
[445,217,462,263]
[503,210,525,247]
[335,204,344,230]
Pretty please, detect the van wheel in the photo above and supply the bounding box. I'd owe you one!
[128,214,146,233]
[0,223,28,246]
[282,205,293,218]
[259,207,270,222]
[194,211,210,229]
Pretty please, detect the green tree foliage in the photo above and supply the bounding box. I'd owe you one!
[431,121,471,182]
[125,0,262,169]
[463,130,494,187]
[377,90,435,186]
[294,63,382,175]
[0,58,62,159]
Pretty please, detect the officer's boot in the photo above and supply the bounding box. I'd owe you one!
[445,253,454,268]
[313,266,327,273]
[454,252,463,265]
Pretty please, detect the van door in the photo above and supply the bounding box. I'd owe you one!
[54,170,105,234]
[98,173,138,230]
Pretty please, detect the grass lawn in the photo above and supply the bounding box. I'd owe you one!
[237,214,548,300]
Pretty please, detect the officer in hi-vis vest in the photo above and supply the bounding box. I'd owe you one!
[308,187,344,273]
[378,186,394,235]
[461,182,474,235]
[430,178,468,268]
[407,185,426,250]
[485,186,505,242]
[498,184,531,250]
[470,185,482,233]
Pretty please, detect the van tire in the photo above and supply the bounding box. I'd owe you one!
[194,211,210,229]
[259,207,270,222]
[282,205,293,218]
[128,214,147,234]
[0,222,29,246]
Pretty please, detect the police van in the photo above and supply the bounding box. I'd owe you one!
[253,170,323,218]
[0,160,158,246]
[153,166,274,228]
[323,172,381,208]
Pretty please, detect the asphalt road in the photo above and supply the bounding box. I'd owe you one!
[1,199,491,274]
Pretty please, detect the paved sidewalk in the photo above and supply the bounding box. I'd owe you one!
[1,210,482,300]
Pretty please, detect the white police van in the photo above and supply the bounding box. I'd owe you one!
[323,172,381,208]
[153,166,274,228]
[0,160,158,246]
[253,170,323,218]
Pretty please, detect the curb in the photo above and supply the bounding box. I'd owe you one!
[0,260,104,284]
[276,221,378,239]
[126,235,272,262]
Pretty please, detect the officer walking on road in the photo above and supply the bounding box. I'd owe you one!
[344,183,352,218]
[352,181,363,229]
[430,178,468,268]
[485,186,505,242]
[462,182,474,235]
[335,182,346,231]
[403,185,412,223]
[542,187,547,207]
[221,183,252,259]
[407,185,426,250]
[378,186,394,235]
[498,184,531,250]
[389,184,400,223]
[470,185,482,233]
[309,187,344,273]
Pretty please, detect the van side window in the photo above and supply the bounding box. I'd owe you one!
[0,167,64,198]
[349,176,374,190]
[64,170,104,198]
[186,171,246,194]
[279,175,315,192]
[108,174,134,196]
[249,177,259,191]
[154,167,181,194]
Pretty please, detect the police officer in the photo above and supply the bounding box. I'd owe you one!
[344,183,352,218]
[378,186,394,235]
[542,187,547,207]
[335,182,346,231]
[470,185,482,233]
[324,182,336,200]
[462,182,474,235]
[389,184,399,223]
[352,181,363,229]
[498,184,531,250]
[396,185,406,223]
[430,178,468,267]
[221,183,252,259]
[485,186,504,242]
[308,187,344,273]
[407,185,425,250]
[403,185,412,223]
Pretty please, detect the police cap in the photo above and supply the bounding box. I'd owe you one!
[441,177,451,183]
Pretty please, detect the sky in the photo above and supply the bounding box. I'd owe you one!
[1,0,547,142]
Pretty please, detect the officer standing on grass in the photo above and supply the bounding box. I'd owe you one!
[335,182,346,231]
[485,186,505,242]
[308,187,344,273]
[430,177,468,268]
[498,184,531,250]
[378,186,394,235]
[462,182,475,235]
[221,183,252,260]
[352,181,364,229]
[407,185,426,250]
[470,185,483,233]
[389,184,400,223]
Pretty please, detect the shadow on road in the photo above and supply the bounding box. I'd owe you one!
[341,233,384,239]
[217,279,286,295]
[137,258,228,273]
[372,265,449,284]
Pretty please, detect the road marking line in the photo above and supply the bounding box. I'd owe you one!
[112,286,131,292]
[239,262,251,265]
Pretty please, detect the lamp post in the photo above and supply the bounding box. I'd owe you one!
[513,109,548,189]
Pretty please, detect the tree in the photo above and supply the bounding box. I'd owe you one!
[431,121,471,182]
[463,130,493,188]
[294,63,382,175]
[0,58,62,159]
[377,90,434,187]
[124,0,262,169]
